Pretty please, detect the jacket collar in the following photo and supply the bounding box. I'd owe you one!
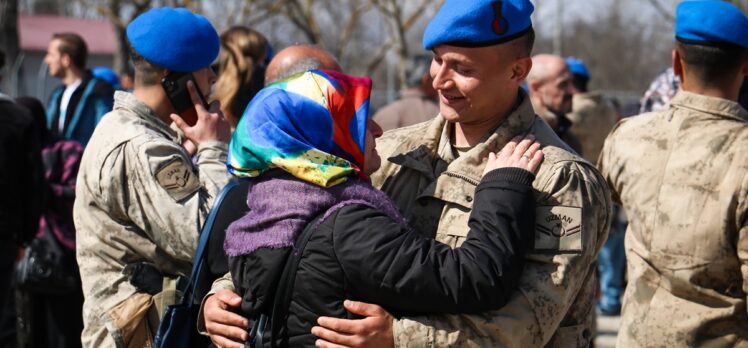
[669,90,748,122]
[113,91,180,143]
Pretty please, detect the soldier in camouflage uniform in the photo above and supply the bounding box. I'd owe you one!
[598,2,748,347]
[74,8,232,347]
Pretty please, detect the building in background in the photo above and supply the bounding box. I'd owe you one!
[3,15,115,101]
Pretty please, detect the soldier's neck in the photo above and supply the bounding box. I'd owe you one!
[133,85,176,124]
[681,73,741,102]
[452,98,517,147]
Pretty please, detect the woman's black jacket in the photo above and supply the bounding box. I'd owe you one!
[229,167,537,347]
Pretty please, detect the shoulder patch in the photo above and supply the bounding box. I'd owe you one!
[534,205,583,253]
[155,158,199,201]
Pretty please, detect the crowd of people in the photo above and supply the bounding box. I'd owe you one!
[0,0,746,347]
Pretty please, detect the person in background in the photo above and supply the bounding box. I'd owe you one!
[373,54,439,131]
[0,49,44,348]
[44,33,114,146]
[598,1,748,345]
[526,54,583,154]
[563,57,626,316]
[564,57,618,164]
[214,26,269,129]
[639,67,680,114]
[91,67,121,90]
[15,96,85,348]
[119,69,135,92]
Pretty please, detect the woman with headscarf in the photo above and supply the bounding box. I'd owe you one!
[225,69,544,346]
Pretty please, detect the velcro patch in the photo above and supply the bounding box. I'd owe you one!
[156,159,199,201]
[534,205,583,253]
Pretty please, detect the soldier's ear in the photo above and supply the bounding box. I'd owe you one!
[672,49,684,80]
[511,57,532,82]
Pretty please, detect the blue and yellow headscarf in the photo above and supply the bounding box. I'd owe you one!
[227,69,372,188]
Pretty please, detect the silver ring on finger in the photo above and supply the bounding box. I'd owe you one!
[521,155,530,161]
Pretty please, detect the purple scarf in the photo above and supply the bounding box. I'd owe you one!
[224,171,408,257]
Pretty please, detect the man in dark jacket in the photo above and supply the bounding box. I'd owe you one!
[0,49,44,347]
[44,33,114,146]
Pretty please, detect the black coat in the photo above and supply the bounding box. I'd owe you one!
[0,97,43,244]
[229,167,536,347]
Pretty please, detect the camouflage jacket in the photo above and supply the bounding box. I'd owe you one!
[74,91,231,347]
[373,90,612,348]
[598,91,748,347]
[566,92,618,164]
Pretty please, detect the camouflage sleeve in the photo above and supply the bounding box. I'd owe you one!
[738,173,748,312]
[101,137,231,264]
[195,140,232,197]
[596,120,626,204]
[196,272,237,335]
[392,161,612,347]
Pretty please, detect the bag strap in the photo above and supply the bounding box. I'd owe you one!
[266,212,327,348]
[183,180,242,305]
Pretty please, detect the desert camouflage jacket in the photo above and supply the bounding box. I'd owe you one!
[599,91,748,347]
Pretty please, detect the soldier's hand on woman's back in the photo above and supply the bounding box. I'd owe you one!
[171,81,232,145]
[482,134,543,176]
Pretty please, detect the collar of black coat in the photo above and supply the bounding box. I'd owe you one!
[387,89,536,185]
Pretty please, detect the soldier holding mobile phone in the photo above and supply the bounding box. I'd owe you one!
[73,7,232,348]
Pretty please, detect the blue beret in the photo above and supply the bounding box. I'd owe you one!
[423,0,534,50]
[92,66,121,89]
[565,57,590,81]
[126,7,219,72]
[675,1,748,48]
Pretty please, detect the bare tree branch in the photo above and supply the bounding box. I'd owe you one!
[646,0,674,22]
[366,40,394,75]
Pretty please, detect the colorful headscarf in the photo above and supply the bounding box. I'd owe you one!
[227,69,372,187]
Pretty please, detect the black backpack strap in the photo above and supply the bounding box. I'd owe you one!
[266,212,327,348]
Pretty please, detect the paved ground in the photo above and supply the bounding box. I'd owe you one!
[594,314,620,348]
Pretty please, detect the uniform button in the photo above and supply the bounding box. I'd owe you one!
[465,196,473,202]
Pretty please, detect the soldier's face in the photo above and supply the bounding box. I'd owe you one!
[363,119,384,175]
[430,45,523,126]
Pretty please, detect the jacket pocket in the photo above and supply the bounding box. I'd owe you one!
[102,293,155,348]
[545,323,592,348]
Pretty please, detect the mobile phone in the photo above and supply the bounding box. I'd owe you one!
[161,71,207,126]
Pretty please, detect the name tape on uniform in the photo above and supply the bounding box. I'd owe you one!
[534,205,583,253]
[156,158,199,201]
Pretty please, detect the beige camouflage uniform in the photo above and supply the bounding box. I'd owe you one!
[75,91,232,347]
[566,92,618,164]
[598,91,748,347]
[374,90,611,347]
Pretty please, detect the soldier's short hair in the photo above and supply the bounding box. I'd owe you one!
[504,28,535,58]
[52,32,88,70]
[676,40,747,86]
[128,40,166,86]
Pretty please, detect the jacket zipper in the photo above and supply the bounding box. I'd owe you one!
[444,171,480,186]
